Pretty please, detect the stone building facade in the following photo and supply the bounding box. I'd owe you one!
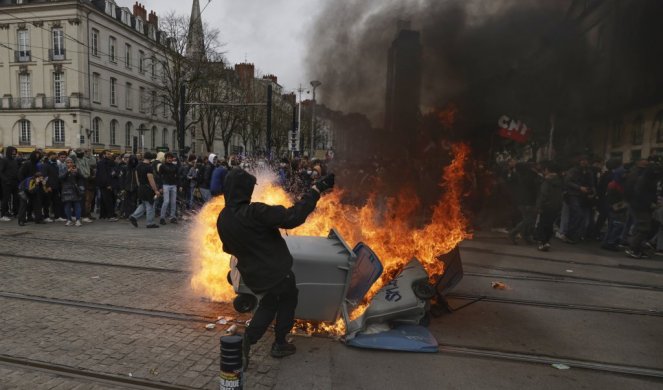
[0,0,183,154]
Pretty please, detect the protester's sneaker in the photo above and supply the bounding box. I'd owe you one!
[0,216,11,222]
[55,218,67,222]
[65,220,73,227]
[43,218,54,223]
[655,250,663,256]
[108,217,118,222]
[625,248,643,259]
[81,217,93,223]
[160,218,167,225]
[170,218,178,224]
[644,242,655,251]
[558,234,576,244]
[146,224,160,229]
[270,342,296,358]
[242,333,251,371]
[129,216,138,227]
[538,243,551,252]
[75,220,82,227]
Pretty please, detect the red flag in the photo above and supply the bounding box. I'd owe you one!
[497,115,531,143]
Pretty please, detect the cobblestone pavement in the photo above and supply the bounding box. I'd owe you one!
[0,220,282,389]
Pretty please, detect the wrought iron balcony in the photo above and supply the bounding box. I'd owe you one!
[48,49,66,61]
[43,96,70,108]
[10,97,35,109]
[14,50,31,62]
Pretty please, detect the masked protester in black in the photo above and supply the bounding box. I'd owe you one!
[217,167,334,368]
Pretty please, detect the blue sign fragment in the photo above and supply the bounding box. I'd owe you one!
[346,324,439,353]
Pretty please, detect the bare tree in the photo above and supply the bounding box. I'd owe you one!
[155,12,223,153]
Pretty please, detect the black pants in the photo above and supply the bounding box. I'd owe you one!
[536,209,557,244]
[99,187,116,218]
[1,183,19,217]
[247,272,298,345]
[43,190,63,219]
[121,191,137,218]
[18,191,43,223]
[629,209,652,253]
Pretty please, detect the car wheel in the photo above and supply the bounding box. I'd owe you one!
[233,294,257,313]
[413,280,436,300]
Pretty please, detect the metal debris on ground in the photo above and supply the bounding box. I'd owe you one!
[205,323,216,330]
[491,281,508,290]
[224,324,238,335]
[565,269,574,273]
[551,363,571,370]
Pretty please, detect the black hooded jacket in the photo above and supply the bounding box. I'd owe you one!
[0,146,19,185]
[217,168,320,293]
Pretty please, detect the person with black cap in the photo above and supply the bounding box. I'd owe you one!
[217,167,334,369]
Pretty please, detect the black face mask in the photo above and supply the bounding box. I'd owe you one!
[76,153,84,158]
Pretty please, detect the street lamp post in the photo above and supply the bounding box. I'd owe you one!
[310,80,321,157]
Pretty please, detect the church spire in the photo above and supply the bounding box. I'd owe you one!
[186,0,206,60]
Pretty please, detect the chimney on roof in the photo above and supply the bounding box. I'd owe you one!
[133,2,147,20]
[234,63,255,83]
[263,74,278,84]
[148,10,158,26]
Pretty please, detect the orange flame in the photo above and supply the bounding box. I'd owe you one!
[189,145,472,334]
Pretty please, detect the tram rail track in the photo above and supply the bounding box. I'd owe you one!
[447,293,663,317]
[436,344,663,379]
[0,354,200,390]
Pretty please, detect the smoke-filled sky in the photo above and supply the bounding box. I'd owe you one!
[134,0,324,93]
[306,0,578,127]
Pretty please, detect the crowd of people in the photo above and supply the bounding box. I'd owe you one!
[497,155,663,259]
[0,146,330,229]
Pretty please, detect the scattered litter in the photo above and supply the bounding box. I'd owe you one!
[216,316,234,325]
[128,373,133,377]
[491,281,508,290]
[245,319,251,326]
[91,276,100,279]
[149,367,159,376]
[565,269,574,273]
[217,318,228,325]
[551,363,570,370]
[205,323,216,330]
[224,324,238,335]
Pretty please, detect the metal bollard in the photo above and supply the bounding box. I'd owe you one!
[219,335,243,390]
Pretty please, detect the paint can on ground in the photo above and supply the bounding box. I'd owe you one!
[219,335,243,390]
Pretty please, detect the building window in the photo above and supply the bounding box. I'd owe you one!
[654,111,663,143]
[139,87,146,112]
[110,77,117,106]
[139,50,145,73]
[151,90,157,115]
[125,82,132,109]
[611,121,623,147]
[125,122,133,147]
[92,118,101,144]
[136,18,143,33]
[105,1,116,18]
[632,115,644,145]
[162,128,168,147]
[91,29,99,56]
[110,120,118,145]
[53,72,65,104]
[19,73,31,107]
[162,95,168,117]
[19,120,31,145]
[17,29,30,61]
[52,28,64,59]
[125,43,131,68]
[92,73,100,103]
[53,120,65,144]
[151,126,157,148]
[109,36,116,62]
[151,56,156,78]
[121,8,131,25]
